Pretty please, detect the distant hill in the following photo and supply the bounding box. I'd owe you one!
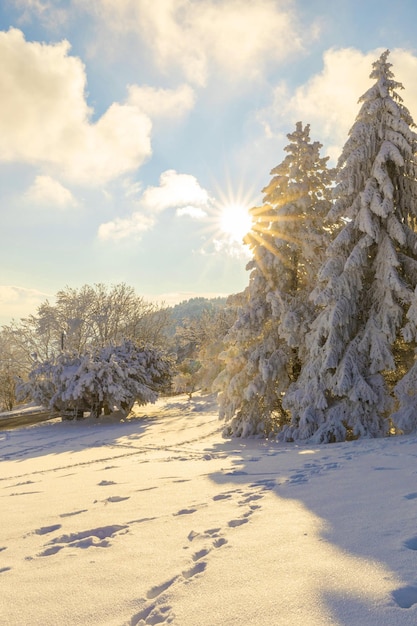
[167,296,228,334]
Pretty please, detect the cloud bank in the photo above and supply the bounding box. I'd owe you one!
[98,170,211,241]
[259,47,417,162]
[0,285,50,324]
[25,175,77,208]
[0,28,197,187]
[79,0,307,86]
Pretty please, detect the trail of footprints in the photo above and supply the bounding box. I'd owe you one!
[390,491,417,610]
[5,457,417,619]
[394,488,417,609]
[0,456,343,586]
[6,455,417,618]
[127,474,417,621]
[130,479,275,626]
[1,470,274,626]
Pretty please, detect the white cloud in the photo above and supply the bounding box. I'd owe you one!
[391,49,417,117]
[0,285,50,325]
[141,170,210,213]
[0,28,152,184]
[79,0,306,86]
[15,0,69,29]
[97,169,211,241]
[65,101,152,183]
[97,170,253,256]
[176,206,207,219]
[210,237,251,260]
[259,47,417,163]
[25,175,76,208]
[127,84,195,118]
[97,212,155,241]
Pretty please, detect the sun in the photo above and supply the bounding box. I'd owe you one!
[219,202,253,243]
[197,176,259,256]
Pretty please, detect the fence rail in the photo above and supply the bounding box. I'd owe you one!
[0,410,59,430]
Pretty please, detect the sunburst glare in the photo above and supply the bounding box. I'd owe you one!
[198,176,260,257]
[219,202,253,243]
[193,174,301,259]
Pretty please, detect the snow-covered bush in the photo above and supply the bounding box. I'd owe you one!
[172,304,238,395]
[19,340,172,419]
[172,359,202,399]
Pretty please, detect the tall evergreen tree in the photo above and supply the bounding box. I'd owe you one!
[216,122,334,437]
[283,51,417,443]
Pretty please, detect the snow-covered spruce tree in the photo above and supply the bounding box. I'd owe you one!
[392,291,417,432]
[283,50,417,443]
[20,340,172,419]
[216,122,335,437]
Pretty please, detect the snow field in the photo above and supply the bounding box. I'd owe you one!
[1,394,417,624]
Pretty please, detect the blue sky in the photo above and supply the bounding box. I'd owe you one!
[1,0,417,324]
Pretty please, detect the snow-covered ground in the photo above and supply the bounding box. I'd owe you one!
[1,394,417,625]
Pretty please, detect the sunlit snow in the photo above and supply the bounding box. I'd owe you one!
[1,394,417,625]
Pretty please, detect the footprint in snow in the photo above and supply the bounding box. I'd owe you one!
[392,585,417,609]
[128,516,157,525]
[7,480,36,488]
[239,493,263,505]
[50,525,128,544]
[213,537,228,548]
[146,575,179,599]
[404,536,417,550]
[288,473,309,485]
[8,490,42,496]
[204,527,221,536]
[60,509,88,518]
[38,524,128,558]
[404,492,417,500]
[131,602,174,626]
[173,508,197,516]
[228,517,249,528]
[212,493,233,501]
[187,527,221,541]
[105,496,130,503]
[134,561,208,625]
[35,524,62,535]
[182,561,207,579]
[250,479,276,490]
[192,548,210,561]
[39,545,63,557]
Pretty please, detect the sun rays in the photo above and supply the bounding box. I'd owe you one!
[218,202,253,243]
[198,178,258,256]
[197,174,302,264]
[243,202,303,268]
